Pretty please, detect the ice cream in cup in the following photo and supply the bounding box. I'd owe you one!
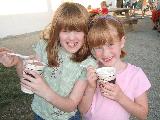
[96,67,116,84]
[21,60,45,94]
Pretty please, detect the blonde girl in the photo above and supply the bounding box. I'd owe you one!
[79,15,151,120]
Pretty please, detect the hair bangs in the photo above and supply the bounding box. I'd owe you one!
[107,19,125,40]
[57,7,87,33]
[88,20,116,49]
[88,29,107,48]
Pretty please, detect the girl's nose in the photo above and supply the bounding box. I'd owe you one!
[102,46,111,56]
[68,32,75,40]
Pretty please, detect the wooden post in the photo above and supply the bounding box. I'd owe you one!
[116,0,123,8]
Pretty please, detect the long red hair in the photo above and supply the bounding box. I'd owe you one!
[45,2,90,67]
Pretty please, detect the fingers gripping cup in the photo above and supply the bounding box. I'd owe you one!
[21,60,45,94]
[96,67,116,84]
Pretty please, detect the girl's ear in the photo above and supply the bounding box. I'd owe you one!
[120,36,126,48]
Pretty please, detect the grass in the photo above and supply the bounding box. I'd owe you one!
[0,65,33,120]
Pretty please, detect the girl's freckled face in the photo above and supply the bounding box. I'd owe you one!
[93,42,123,67]
[59,30,84,54]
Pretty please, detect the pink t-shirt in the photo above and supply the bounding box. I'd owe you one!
[83,63,151,120]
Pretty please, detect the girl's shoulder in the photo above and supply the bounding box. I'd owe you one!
[118,63,151,98]
[126,64,151,98]
[33,39,47,60]
[118,63,148,80]
[123,63,151,85]
[127,63,149,79]
[37,39,47,47]
[124,63,142,74]
[33,39,47,51]
[80,56,97,68]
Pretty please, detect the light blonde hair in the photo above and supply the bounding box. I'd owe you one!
[45,2,90,67]
[88,15,126,58]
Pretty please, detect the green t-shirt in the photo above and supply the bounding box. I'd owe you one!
[31,40,97,120]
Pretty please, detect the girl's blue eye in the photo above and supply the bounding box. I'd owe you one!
[76,30,82,32]
[108,44,113,47]
[106,43,114,48]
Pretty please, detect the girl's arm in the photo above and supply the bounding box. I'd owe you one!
[78,85,96,114]
[15,58,23,78]
[21,70,88,112]
[78,66,98,114]
[46,79,88,112]
[118,92,148,120]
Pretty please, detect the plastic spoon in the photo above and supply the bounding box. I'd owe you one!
[7,53,30,59]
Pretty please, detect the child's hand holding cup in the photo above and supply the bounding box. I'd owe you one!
[96,67,116,96]
[21,59,45,94]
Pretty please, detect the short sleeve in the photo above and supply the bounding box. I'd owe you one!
[134,68,151,98]
[33,39,47,59]
[78,56,97,80]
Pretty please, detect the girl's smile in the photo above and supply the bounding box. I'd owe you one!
[59,31,84,53]
[66,41,78,48]
[102,56,114,63]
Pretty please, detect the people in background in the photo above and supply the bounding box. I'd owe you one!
[130,0,138,16]
[141,0,148,18]
[87,5,92,12]
[87,1,108,15]
[151,0,160,31]
[116,0,124,8]
[100,1,109,15]
[125,1,131,8]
